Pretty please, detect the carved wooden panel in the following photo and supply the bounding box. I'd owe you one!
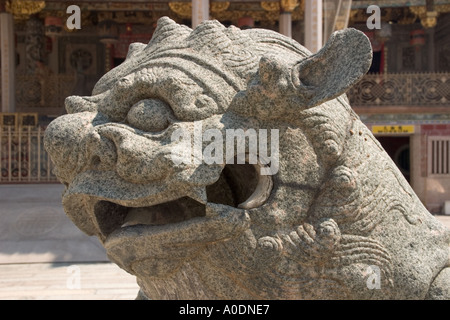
[348,72,450,106]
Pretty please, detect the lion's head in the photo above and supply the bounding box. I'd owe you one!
[45,17,449,299]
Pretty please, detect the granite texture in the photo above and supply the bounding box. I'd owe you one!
[45,17,449,299]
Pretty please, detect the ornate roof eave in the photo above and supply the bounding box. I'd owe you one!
[6,1,46,20]
[169,1,304,23]
[350,0,450,9]
[350,2,450,28]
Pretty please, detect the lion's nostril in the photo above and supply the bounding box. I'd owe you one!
[85,131,118,172]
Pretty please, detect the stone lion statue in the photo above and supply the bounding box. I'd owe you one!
[44,17,449,299]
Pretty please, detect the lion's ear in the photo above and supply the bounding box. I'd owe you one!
[147,16,192,48]
[292,28,372,108]
[125,43,146,60]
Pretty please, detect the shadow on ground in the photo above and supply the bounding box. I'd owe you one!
[0,184,108,264]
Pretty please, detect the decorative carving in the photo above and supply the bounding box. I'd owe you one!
[349,6,450,26]
[15,74,76,109]
[168,1,303,23]
[280,0,299,13]
[6,0,45,20]
[0,113,18,128]
[421,11,438,28]
[70,49,93,71]
[211,2,230,13]
[18,113,38,127]
[347,72,450,106]
[212,9,279,24]
[213,3,303,24]
[260,1,279,12]
[437,4,450,13]
[410,6,437,28]
[44,17,450,300]
[410,4,450,15]
[169,2,231,18]
[25,16,45,74]
[398,8,418,25]
[408,5,450,29]
[168,2,191,19]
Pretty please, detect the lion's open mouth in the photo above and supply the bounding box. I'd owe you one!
[93,197,206,236]
[92,162,273,239]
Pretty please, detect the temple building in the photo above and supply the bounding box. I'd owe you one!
[0,0,450,214]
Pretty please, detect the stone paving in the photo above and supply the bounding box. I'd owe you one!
[0,184,138,300]
[0,262,139,300]
[0,184,108,264]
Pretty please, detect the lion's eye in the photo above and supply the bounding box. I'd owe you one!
[126,99,172,132]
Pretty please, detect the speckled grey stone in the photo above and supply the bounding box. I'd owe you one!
[44,17,450,300]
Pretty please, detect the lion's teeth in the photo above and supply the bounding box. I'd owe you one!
[121,207,158,227]
[120,196,206,228]
[238,163,273,210]
[121,221,137,228]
